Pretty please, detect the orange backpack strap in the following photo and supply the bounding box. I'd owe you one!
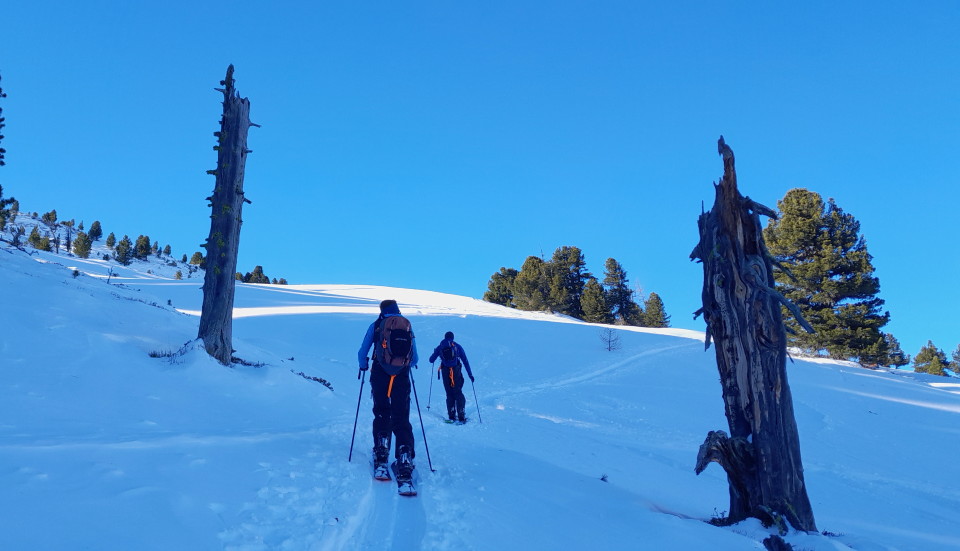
[387,374,396,398]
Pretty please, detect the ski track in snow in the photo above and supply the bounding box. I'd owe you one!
[485,342,695,404]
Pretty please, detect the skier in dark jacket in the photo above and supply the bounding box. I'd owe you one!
[357,299,419,487]
[428,331,474,423]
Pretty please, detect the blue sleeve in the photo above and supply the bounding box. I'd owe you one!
[411,336,420,368]
[357,322,376,369]
[458,344,473,378]
[428,343,441,364]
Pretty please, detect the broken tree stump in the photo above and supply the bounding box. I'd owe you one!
[690,137,816,532]
[198,65,257,365]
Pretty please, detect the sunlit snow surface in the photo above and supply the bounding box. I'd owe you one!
[2,234,958,550]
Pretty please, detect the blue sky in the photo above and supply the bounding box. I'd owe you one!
[3,1,958,359]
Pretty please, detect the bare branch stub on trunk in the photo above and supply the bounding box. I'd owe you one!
[198,65,255,365]
[690,136,816,532]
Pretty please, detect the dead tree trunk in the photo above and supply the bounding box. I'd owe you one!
[198,65,257,365]
[690,137,817,532]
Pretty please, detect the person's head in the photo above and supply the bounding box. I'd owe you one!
[380,299,400,315]
[444,331,454,341]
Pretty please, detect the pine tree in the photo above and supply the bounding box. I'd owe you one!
[190,251,205,266]
[115,235,133,266]
[28,226,51,251]
[547,246,590,318]
[879,333,910,368]
[174,270,183,280]
[243,265,270,284]
[763,188,889,361]
[0,185,13,231]
[580,277,612,323]
[602,258,644,325]
[73,231,92,259]
[513,256,550,311]
[913,341,949,376]
[106,232,116,248]
[41,210,57,225]
[88,221,103,241]
[133,235,151,260]
[641,292,671,328]
[483,267,519,307]
[163,244,171,256]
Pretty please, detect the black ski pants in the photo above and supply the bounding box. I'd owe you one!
[369,362,415,460]
[441,365,466,421]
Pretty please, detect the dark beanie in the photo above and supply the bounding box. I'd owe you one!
[444,331,454,340]
[380,299,400,314]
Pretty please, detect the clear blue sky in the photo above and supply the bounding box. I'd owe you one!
[3,1,958,360]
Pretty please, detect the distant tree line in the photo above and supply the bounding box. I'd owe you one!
[483,246,670,327]
[4,207,288,285]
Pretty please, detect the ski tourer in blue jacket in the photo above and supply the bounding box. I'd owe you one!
[356,299,419,485]
[428,331,474,422]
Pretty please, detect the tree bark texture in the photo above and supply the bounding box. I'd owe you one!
[690,137,816,532]
[198,65,255,365]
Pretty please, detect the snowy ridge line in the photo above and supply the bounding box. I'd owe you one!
[0,430,318,451]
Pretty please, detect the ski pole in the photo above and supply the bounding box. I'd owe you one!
[409,367,436,472]
[348,366,366,462]
[427,361,435,409]
[470,379,482,424]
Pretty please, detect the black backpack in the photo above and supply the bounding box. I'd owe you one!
[373,315,415,374]
[440,341,459,367]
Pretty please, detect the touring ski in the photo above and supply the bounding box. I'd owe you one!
[391,462,417,497]
[373,461,391,481]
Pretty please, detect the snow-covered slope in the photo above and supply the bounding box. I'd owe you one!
[2,234,959,550]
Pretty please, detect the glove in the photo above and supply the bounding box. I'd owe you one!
[360,358,369,371]
[469,374,475,383]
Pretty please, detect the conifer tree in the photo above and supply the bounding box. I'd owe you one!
[115,235,133,266]
[243,265,270,284]
[88,221,103,241]
[163,244,171,256]
[28,226,50,251]
[41,210,57,225]
[483,267,518,307]
[547,246,590,318]
[580,277,612,323]
[641,292,671,328]
[913,341,949,376]
[952,345,960,370]
[513,256,550,311]
[0,185,13,231]
[106,232,116,249]
[73,231,92,259]
[879,333,910,368]
[763,188,889,361]
[602,258,643,325]
[133,235,151,260]
[190,251,205,266]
